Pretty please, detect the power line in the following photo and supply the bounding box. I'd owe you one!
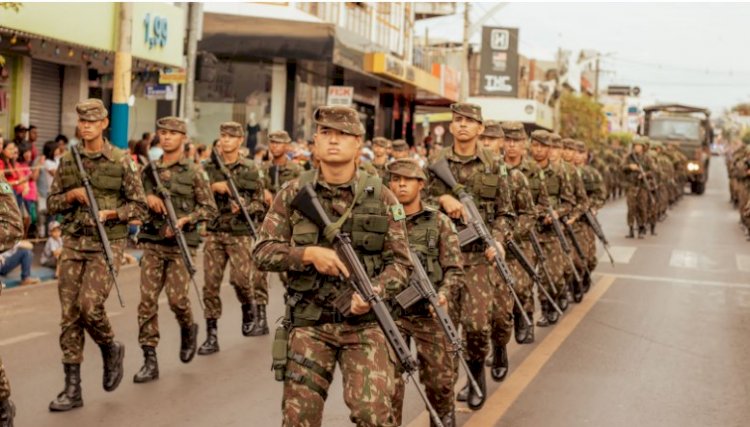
[608,56,750,76]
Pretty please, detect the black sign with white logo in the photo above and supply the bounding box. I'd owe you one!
[479,26,519,97]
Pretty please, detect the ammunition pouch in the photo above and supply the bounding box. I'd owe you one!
[271,325,289,381]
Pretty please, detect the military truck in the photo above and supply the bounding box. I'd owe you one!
[643,104,713,195]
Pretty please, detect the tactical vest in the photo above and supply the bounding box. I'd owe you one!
[58,146,128,240]
[205,158,261,234]
[407,208,443,285]
[543,164,563,208]
[581,166,598,194]
[138,160,201,247]
[268,162,301,193]
[286,170,390,325]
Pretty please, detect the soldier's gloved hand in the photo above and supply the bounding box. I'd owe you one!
[65,187,89,206]
[302,247,350,277]
[147,195,167,215]
[211,181,230,195]
[439,194,467,222]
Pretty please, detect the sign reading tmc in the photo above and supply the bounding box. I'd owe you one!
[479,27,519,97]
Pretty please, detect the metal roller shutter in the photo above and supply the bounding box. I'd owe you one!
[30,59,64,149]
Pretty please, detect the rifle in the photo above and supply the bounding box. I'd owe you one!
[70,145,124,307]
[395,249,483,401]
[584,210,615,267]
[528,231,564,316]
[269,164,280,193]
[429,158,531,327]
[631,154,657,205]
[211,147,257,237]
[546,206,583,286]
[143,156,205,311]
[290,184,444,427]
[563,220,591,279]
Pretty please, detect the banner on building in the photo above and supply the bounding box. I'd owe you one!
[145,84,176,100]
[327,86,354,107]
[479,26,519,97]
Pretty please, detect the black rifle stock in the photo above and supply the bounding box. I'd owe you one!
[395,249,483,400]
[290,184,444,427]
[528,231,564,316]
[429,159,531,327]
[70,145,124,307]
[584,210,615,267]
[211,147,257,237]
[547,206,583,286]
[143,156,204,311]
[631,154,657,205]
[563,220,592,278]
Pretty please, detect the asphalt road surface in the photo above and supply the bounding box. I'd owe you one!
[2,158,748,427]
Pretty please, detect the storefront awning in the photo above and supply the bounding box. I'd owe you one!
[364,53,442,98]
[467,97,555,130]
[200,4,335,61]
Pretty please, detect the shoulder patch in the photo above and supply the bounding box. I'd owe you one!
[391,204,406,221]
[0,183,12,194]
[129,159,138,173]
[201,171,210,182]
[539,169,546,180]
[500,164,508,177]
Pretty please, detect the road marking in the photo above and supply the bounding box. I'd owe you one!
[736,254,750,272]
[598,245,637,264]
[601,272,750,289]
[0,331,49,346]
[669,249,719,270]
[405,275,616,427]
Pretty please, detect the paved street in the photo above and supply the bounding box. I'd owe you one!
[2,158,749,427]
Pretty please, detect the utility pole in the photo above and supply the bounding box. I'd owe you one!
[594,57,600,102]
[460,2,470,101]
[183,2,202,134]
[111,2,132,149]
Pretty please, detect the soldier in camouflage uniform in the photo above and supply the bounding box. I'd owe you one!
[199,122,268,355]
[426,103,515,410]
[0,173,23,426]
[479,120,503,158]
[133,117,218,383]
[391,139,410,160]
[573,141,607,276]
[622,137,655,239]
[47,99,147,411]
[387,158,464,427]
[370,137,391,180]
[253,106,411,427]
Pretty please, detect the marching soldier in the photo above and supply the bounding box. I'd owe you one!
[573,141,607,278]
[198,122,267,354]
[622,137,653,239]
[253,106,411,426]
[560,138,591,301]
[0,173,23,426]
[133,117,218,383]
[426,103,515,410]
[479,120,503,158]
[387,158,464,427]
[370,137,391,179]
[47,99,147,411]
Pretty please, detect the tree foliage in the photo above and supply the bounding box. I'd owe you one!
[559,91,607,145]
[732,103,750,116]
[0,3,21,11]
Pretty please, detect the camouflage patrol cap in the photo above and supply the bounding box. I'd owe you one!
[650,139,663,148]
[574,140,587,152]
[268,130,291,143]
[480,120,504,138]
[561,138,577,150]
[548,133,562,148]
[156,116,187,134]
[387,158,427,180]
[220,121,245,137]
[501,121,527,140]
[76,99,108,121]
[313,106,365,136]
[372,137,389,148]
[632,136,649,147]
[391,139,409,152]
[530,129,551,145]
[450,102,483,123]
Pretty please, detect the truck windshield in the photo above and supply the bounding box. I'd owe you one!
[648,119,700,140]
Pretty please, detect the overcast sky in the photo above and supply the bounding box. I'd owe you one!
[415,2,750,114]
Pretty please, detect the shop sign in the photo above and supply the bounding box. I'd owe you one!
[432,64,460,102]
[143,13,169,49]
[366,53,442,97]
[145,84,176,101]
[131,3,186,67]
[479,27,519,97]
[327,86,354,107]
[159,68,187,84]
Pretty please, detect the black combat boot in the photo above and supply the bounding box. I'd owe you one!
[582,272,591,293]
[133,346,159,383]
[650,223,657,236]
[100,341,125,392]
[638,225,646,239]
[241,304,254,336]
[514,312,528,344]
[490,345,508,382]
[247,304,269,337]
[523,313,535,343]
[180,323,199,363]
[558,290,569,312]
[468,360,487,410]
[456,363,470,402]
[626,226,635,239]
[433,409,455,427]
[0,399,15,427]
[536,302,551,327]
[572,278,583,303]
[49,363,83,412]
[198,319,219,355]
[547,304,560,324]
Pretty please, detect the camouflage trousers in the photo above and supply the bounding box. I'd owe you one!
[581,225,598,272]
[507,241,535,314]
[137,243,194,348]
[202,232,253,320]
[282,323,396,427]
[58,240,124,364]
[538,233,567,301]
[392,316,458,423]
[249,261,269,305]
[0,357,9,400]
[626,187,649,228]
[462,256,513,362]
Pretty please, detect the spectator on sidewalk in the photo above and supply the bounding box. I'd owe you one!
[23,125,39,162]
[17,145,39,236]
[148,134,163,160]
[0,241,40,286]
[41,221,63,271]
[12,124,26,147]
[0,141,29,221]
[38,140,64,234]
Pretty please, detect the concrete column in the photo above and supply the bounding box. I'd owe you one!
[270,61,287,132]
[111,2,133,148]
[17,56,32,126]
[60,65,88,137]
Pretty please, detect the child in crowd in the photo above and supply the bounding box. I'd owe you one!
[41,221,63,272]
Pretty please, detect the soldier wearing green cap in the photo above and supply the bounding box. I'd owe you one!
[132,116,218,383]
[426,102,516,410]
[198,121,268,354]
[572,141,607,286]
[253,105,411,426]
[386,158,464,427]
[391,139,410,160]
[47,98,148,411]
[622,136,656,238]
[479,120,504,158]
[369,137,391,179]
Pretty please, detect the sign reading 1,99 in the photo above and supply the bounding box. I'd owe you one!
[143,13,168,49]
